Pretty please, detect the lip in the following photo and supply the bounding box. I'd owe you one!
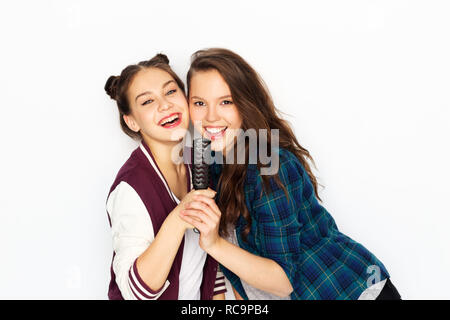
[203,126,227,140]
[158,112,180,125]
[159,112,182,129]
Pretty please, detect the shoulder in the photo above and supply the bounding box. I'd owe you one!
[107,146,161,207]
[106,147,163,225]
[107,148,143,204]
[276,148,307,188]
[106,147,162,231]
[277,148,307,174]
[243,149,306,223]
[246,148,306,195]
[248,150,306,234]
[107,180,145,219]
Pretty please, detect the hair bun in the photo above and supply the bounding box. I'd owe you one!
[138,53,170,68]
[105,75,120,100]
[153,53,170,65]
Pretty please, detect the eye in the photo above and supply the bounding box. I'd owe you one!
[142,99,153,106]
[166,89,177,95]
[193,101,206,107]
[221,100,233,105]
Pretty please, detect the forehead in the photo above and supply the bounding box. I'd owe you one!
[189,69,231,97]
[129,67,174,94]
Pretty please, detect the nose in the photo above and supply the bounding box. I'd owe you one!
[158,96,173,112]
[205,104,219,123]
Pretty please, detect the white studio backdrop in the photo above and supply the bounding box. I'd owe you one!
[0,0,449,299]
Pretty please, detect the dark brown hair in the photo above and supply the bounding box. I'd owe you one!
[105,53,186,140]
[187,48,322,241]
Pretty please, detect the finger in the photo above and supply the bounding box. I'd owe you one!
[186,201,219,223]
[187,215,203,223]
[178,211,196,229]
[178,207,202,222]
[193,188,217,199]
[180,210,213,234]
[181,209,215,228]
[179,213,208,233]
[192,195,221,218]
[181,209,213,225]
[178,211,202,229]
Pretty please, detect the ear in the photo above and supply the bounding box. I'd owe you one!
[123,114,140,133]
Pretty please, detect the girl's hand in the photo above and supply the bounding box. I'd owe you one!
[171,188,216,231]
[179,194,222,252]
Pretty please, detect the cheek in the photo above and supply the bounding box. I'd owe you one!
[189,107,205,126]
[136,109,158,132]
[176,95,189,111]
[226,107,243,129]
[142,109,156,123]
[177,97,190,123]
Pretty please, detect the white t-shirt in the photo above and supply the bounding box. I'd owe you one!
[172,191,207,300]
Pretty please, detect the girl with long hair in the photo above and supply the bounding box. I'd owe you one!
[104,53,226,300]
[179,48,401,300]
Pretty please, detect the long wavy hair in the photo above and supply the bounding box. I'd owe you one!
[187,48,322,241]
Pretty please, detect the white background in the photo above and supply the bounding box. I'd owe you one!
[0,0,449,299]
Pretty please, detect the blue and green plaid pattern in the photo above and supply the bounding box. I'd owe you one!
[211,148,390,300]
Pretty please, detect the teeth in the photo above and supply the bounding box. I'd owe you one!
[161,114,179,125]
[205,127,226,134]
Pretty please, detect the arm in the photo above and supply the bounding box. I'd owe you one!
[135,211,187,292]
[232,285,244,300]
[179,196,294,298]
[208,238,293,297]
[180,157,304,299]
[213,293,226,300]
[109,182,215,299]
[135,188,217,292]
[108,181,170,300]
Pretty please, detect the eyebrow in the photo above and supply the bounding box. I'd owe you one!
[190,95,232,100]
[134,80,176,102]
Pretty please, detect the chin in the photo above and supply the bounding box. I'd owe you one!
[167,127,189,142]
[210,140,228,154]
[144,127,188,145]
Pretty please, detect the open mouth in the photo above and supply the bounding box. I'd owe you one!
[159,113,182,128]
[203,126,227,140]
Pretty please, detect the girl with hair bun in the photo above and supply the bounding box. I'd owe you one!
[104,53,226,300]
[180,48,401,300]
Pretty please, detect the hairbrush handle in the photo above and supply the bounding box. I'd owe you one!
[191,138,211,234]
[192,138,211,190]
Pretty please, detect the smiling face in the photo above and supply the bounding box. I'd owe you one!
[124,67,189,145]
[188,69,243,152]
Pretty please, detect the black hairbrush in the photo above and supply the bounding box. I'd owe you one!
[192,138,211,190]
[191,138,211,234]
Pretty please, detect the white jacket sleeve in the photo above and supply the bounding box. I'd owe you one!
[107,181,170,300]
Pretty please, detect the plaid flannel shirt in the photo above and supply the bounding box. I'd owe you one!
[210,148,390,300]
